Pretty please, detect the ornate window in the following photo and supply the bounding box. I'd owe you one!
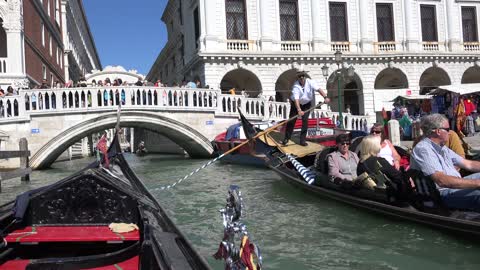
[376,3,395,42]
[279,0,299,41]
[329,2,348,42]
[420,5,438,42]
[462,7,478,42]
[225,0,247,40]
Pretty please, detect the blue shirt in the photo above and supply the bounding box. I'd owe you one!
[410,137,463,178]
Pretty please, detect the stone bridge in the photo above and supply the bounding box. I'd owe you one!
[0,86,373,169]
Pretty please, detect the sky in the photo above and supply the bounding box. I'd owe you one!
[83,0,168,76]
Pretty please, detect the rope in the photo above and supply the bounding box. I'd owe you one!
[151,153,225,191]
[151,102,324,191]
[285,154,316,185]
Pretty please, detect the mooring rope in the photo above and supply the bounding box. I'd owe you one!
[285,154,316,184]
[151,153,225,191]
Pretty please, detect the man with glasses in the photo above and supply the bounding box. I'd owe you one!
[282,70,330,146]
[411,113,480,211]
[326,134,359,181]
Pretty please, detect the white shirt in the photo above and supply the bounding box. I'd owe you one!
[290,78,319,105]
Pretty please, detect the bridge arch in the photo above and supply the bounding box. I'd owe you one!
[30,112,215,169]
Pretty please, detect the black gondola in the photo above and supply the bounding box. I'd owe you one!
[0,133,211,269]
[265,145,480,237]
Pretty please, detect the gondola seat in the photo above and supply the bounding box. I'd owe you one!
[407,169,449,214]
[4,225,139,244]
[0,255,139,270]
[314,146,336,174]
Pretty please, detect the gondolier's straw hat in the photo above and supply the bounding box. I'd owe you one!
[296,70,309,77]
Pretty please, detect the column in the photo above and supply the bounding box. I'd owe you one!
[404,0,419,51]
[446,0,460,51]
[6,30,25,75]
[260,0,272,51]
[359,0,373,53]
[130,128,134,153]
[312,0,330,52]
[203,0,217,51]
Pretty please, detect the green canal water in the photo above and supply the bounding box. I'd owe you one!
[1,154,479,269]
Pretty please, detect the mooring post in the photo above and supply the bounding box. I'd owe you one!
[88,135,94,156]
[19,138,30,182]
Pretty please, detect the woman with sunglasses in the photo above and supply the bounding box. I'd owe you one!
[370,123,401,170]
[282,70,330,146]
[326,134,359,182]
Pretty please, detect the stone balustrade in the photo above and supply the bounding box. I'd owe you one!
[0,86,372,131]
[0,58,6,73]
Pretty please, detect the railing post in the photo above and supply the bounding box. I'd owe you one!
[388,120,401,146]
[19,137,29,182]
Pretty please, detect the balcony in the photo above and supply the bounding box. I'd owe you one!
[464,42,480,52]
[422,42,440,51]
[226,40,255,51]
[280,41,302,51]
[374,42,397,53]
[331,42,350,52]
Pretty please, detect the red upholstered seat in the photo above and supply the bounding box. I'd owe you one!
[0,256,139,270]
[5,226,139,243]
[0,260,30,270]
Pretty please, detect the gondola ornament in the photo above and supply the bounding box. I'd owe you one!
[213,185,262,270]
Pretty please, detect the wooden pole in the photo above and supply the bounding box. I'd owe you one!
[19,137,30,182]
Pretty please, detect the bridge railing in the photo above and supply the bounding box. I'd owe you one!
[216,94,289,121]
[17,87,222,114]
[1,87,373,131]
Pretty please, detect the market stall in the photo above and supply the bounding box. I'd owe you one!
[429,83,480,137]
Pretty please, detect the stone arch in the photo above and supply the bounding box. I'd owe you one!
[274,69,311,102]
[219,68,262,97]
[0,18,7,58]
[374,68,409,89]
[419,67,451,94]
[461,66,480,84]
[29,112,214,169]
[326,70,364,115]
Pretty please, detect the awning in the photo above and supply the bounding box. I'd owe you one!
[429,83,480,95]
[390,95,432,102]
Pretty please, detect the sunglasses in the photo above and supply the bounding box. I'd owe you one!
[372,130,382,134]
[338,142,350,146]
[437,127,450,132]
[297,75,305,79]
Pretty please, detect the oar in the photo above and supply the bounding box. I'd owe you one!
[152,102,324,191]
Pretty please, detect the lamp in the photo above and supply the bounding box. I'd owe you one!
[321,64,329,79]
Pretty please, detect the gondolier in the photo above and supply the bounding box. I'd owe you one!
[283,70,330,146]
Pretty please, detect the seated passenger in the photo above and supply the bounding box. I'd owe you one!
[326,134,359,181]
[358,135,408,198]
[410,114,480,212]
[370,123,401,170]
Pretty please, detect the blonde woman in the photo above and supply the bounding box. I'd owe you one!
[357,135,409,199]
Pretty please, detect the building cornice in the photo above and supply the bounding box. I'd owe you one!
[197,52,480,64]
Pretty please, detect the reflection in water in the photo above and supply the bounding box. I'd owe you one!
[1,154,479,270]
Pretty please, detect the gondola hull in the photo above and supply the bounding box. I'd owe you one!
[0,137,211,269]
[269,161,480,237]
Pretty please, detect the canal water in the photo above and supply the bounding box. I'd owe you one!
[1,154,480,269]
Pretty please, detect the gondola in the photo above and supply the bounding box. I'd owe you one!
[0,133,211,269]
[265,144,480,237]
[236,111,480,237]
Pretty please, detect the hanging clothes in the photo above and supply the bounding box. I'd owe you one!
[464,98,476,116]
[456,98,466,136]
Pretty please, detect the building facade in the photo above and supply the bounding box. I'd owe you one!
[148,0,480,117]
[61,0,101,83]
[0,0,100,90]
